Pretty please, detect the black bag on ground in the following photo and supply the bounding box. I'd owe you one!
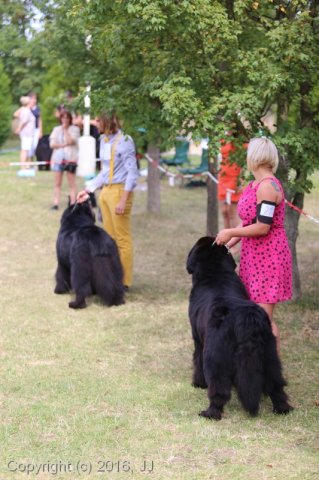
[36,135,52,171]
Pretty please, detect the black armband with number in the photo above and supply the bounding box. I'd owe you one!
[256,200,276,225]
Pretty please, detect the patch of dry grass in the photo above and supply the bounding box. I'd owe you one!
[0,154,318,479]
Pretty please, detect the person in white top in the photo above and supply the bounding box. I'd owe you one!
[49,110,80,210]
[14,96,36,169]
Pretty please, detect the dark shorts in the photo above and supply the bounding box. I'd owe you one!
[52,162,77,174]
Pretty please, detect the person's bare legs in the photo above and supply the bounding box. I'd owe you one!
[229,202,240,228]
[53,171,63,207]
[227,202,241,255]
[20,149,28,169]
[66,171,77,205]
[258,303,280,353]
[220,201,240,229]
[220,201,231,228]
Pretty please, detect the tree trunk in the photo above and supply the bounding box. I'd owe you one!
[284,192,304,300]
[147,143,161,213]
[276,94,303,299]
[206,156,219,236]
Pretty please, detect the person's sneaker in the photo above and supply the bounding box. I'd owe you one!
[17,169,36,178]
[50,205,59,210]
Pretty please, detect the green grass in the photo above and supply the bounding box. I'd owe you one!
[0,135,20,151]
[0,153,318,479]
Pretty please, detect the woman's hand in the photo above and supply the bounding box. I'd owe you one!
[115,199,126,215]
[77,190,90,203]
[215,229,234,246]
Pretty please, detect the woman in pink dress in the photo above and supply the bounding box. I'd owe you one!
[215,137,292,352]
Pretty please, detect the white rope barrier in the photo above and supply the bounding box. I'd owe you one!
[145,153,235,202]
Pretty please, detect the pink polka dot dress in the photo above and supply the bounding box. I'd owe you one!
[237,177,292,304]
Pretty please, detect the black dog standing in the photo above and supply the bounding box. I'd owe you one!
[54,201,125,309]
[187,236,293,420]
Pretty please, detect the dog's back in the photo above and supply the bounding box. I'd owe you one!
[187,236,293,419]
[209,298,279,415]
[55,202,125,308]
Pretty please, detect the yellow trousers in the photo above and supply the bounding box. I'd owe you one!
[99,184,134,287]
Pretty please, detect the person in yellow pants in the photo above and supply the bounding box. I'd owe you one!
[77,112,139,289]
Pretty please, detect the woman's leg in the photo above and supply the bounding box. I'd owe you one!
[20,149,28,169]
[112,194,134,287]
[258,303,280,353]
[66,171,77,205]
[100,185,133,287]
[99,187,116,238]
[229,202,240,228]
[53,171,63,207]
[220,201,230,229]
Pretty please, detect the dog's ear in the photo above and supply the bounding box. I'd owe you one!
[187,236,214,274]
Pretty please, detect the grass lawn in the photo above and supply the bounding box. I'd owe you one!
[0,152,318,479]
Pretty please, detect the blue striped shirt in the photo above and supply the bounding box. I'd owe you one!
[86,131,139,192]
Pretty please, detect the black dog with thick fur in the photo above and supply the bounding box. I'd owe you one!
[187,236,293,420]
[54,201,125,309]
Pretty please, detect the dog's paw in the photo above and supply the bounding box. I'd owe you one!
[199,409,222,421]
[113,298,125,306]
[192,382,207,389]
[273,403,294,415]
[69,300,87,309]
[54,285,69,294]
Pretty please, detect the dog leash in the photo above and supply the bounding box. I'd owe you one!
[71,192,92,214]
[70,202,78,214]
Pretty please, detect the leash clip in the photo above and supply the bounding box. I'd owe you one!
[225,244,231,254]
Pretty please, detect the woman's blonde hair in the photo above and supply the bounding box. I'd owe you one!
[20,96,30,106]
[247,137,279,173]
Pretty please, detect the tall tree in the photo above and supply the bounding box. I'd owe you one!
[0,1,47,100]
[40,0,319,296]
[116,0,319,298]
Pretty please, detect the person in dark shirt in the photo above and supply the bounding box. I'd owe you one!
[28,92,42,158]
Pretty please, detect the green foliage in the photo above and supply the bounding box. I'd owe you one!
[9,0,318,198]
[40,63,76,134]
[67,0,319,199]
[0,60,12,147]
[0,1,46,101]
[60,0,319,193]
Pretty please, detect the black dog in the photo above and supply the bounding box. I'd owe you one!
[54,201,125,309]
[187,236,293,420]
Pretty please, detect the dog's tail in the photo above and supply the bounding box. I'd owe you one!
[92,255,125,306]
[233,305,271,416]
